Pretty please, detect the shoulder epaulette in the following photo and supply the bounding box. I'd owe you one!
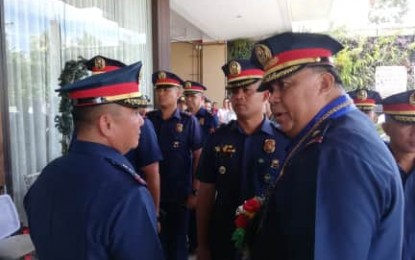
[105,158,147,186]
[304,120,332,147]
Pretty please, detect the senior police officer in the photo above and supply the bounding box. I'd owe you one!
[382,90,415,260]
[147,71,203,260]
[250,32,403,260]
[83,56,163,215]
[196,59,289,260]
[24,62,164,259]
[347,88,383,123]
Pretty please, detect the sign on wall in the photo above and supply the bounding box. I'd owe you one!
[375,66,407,98]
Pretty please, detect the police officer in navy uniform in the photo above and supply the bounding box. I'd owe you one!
[382,90,415,260]
[183,81,218,141]
[147,71,203,260]
[347,88,383,123]
[250,32,403,260]
[182,80,218,253]
[124,94,163,217]
[83,56,163,216]
[24,62,164,259]
[196,59,289,260]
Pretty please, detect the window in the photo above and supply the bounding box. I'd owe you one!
[3,0,152,219]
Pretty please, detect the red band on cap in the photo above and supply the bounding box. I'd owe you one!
[156,78,181,86]
[185,85,205,91]
[383,103,415,112]
[227,69,264,80]
[91,65,122,72]
[69,82,140,99]
[353,98,376,105]
[277,48,332,64]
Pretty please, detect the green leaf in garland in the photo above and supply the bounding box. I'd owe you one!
[231,227,246,250]
[54,56,88,154]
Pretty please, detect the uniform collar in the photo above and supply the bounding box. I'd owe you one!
[155,108,182,120]
[229,117,274,136]
[293,94,354,141]
[70,139,132,167]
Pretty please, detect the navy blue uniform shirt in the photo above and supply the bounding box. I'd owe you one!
[126,118,163,172]
[147,109,203,202]
[252,95,404,260]
[24,140,164,260]
[195,107,218,140]
[396,160,415,260]
[197,118,289,259]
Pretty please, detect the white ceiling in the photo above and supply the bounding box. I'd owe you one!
[170,0,339,42]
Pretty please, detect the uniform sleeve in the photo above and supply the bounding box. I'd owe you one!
[128,119,163,169]
[196,135,217,183]
[109,187,164,260]
[403,175,415,260]
[314,148,403,260]
[189,115,203,151]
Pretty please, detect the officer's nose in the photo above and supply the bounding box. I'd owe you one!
[138,113,144,127]
[230,88,244,100]
[269,84,282,104]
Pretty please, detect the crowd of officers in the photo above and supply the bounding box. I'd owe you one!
[24,32,415,260]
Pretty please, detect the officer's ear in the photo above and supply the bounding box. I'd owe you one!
[317,71,335,95]
[97,105,121,138]
[98,113,113,137]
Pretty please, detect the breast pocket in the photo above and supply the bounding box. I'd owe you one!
[215,156,238,205]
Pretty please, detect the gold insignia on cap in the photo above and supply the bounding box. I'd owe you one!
[218,166,226,175]
[263,139,276,153]
[229,60,241,76]
[254,44,272,67]
[158,71,166,80]
[176,123,183,133]
[357,89,368,100]
[185,81,192,89]
[95,56,106,70]
[410,92,415,105]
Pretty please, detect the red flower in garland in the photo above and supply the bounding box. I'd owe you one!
[235,214,249,228]
[232,196,264,252]
[242,197,261,213]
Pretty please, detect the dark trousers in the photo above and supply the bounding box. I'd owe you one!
[159,202,189,260]
[187,209,197,253]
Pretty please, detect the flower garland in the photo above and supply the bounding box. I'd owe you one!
[231,196,264,251]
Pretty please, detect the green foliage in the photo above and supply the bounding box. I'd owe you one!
[227,39,255,60]
[54,57,88,154]
[332,32,415,91]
